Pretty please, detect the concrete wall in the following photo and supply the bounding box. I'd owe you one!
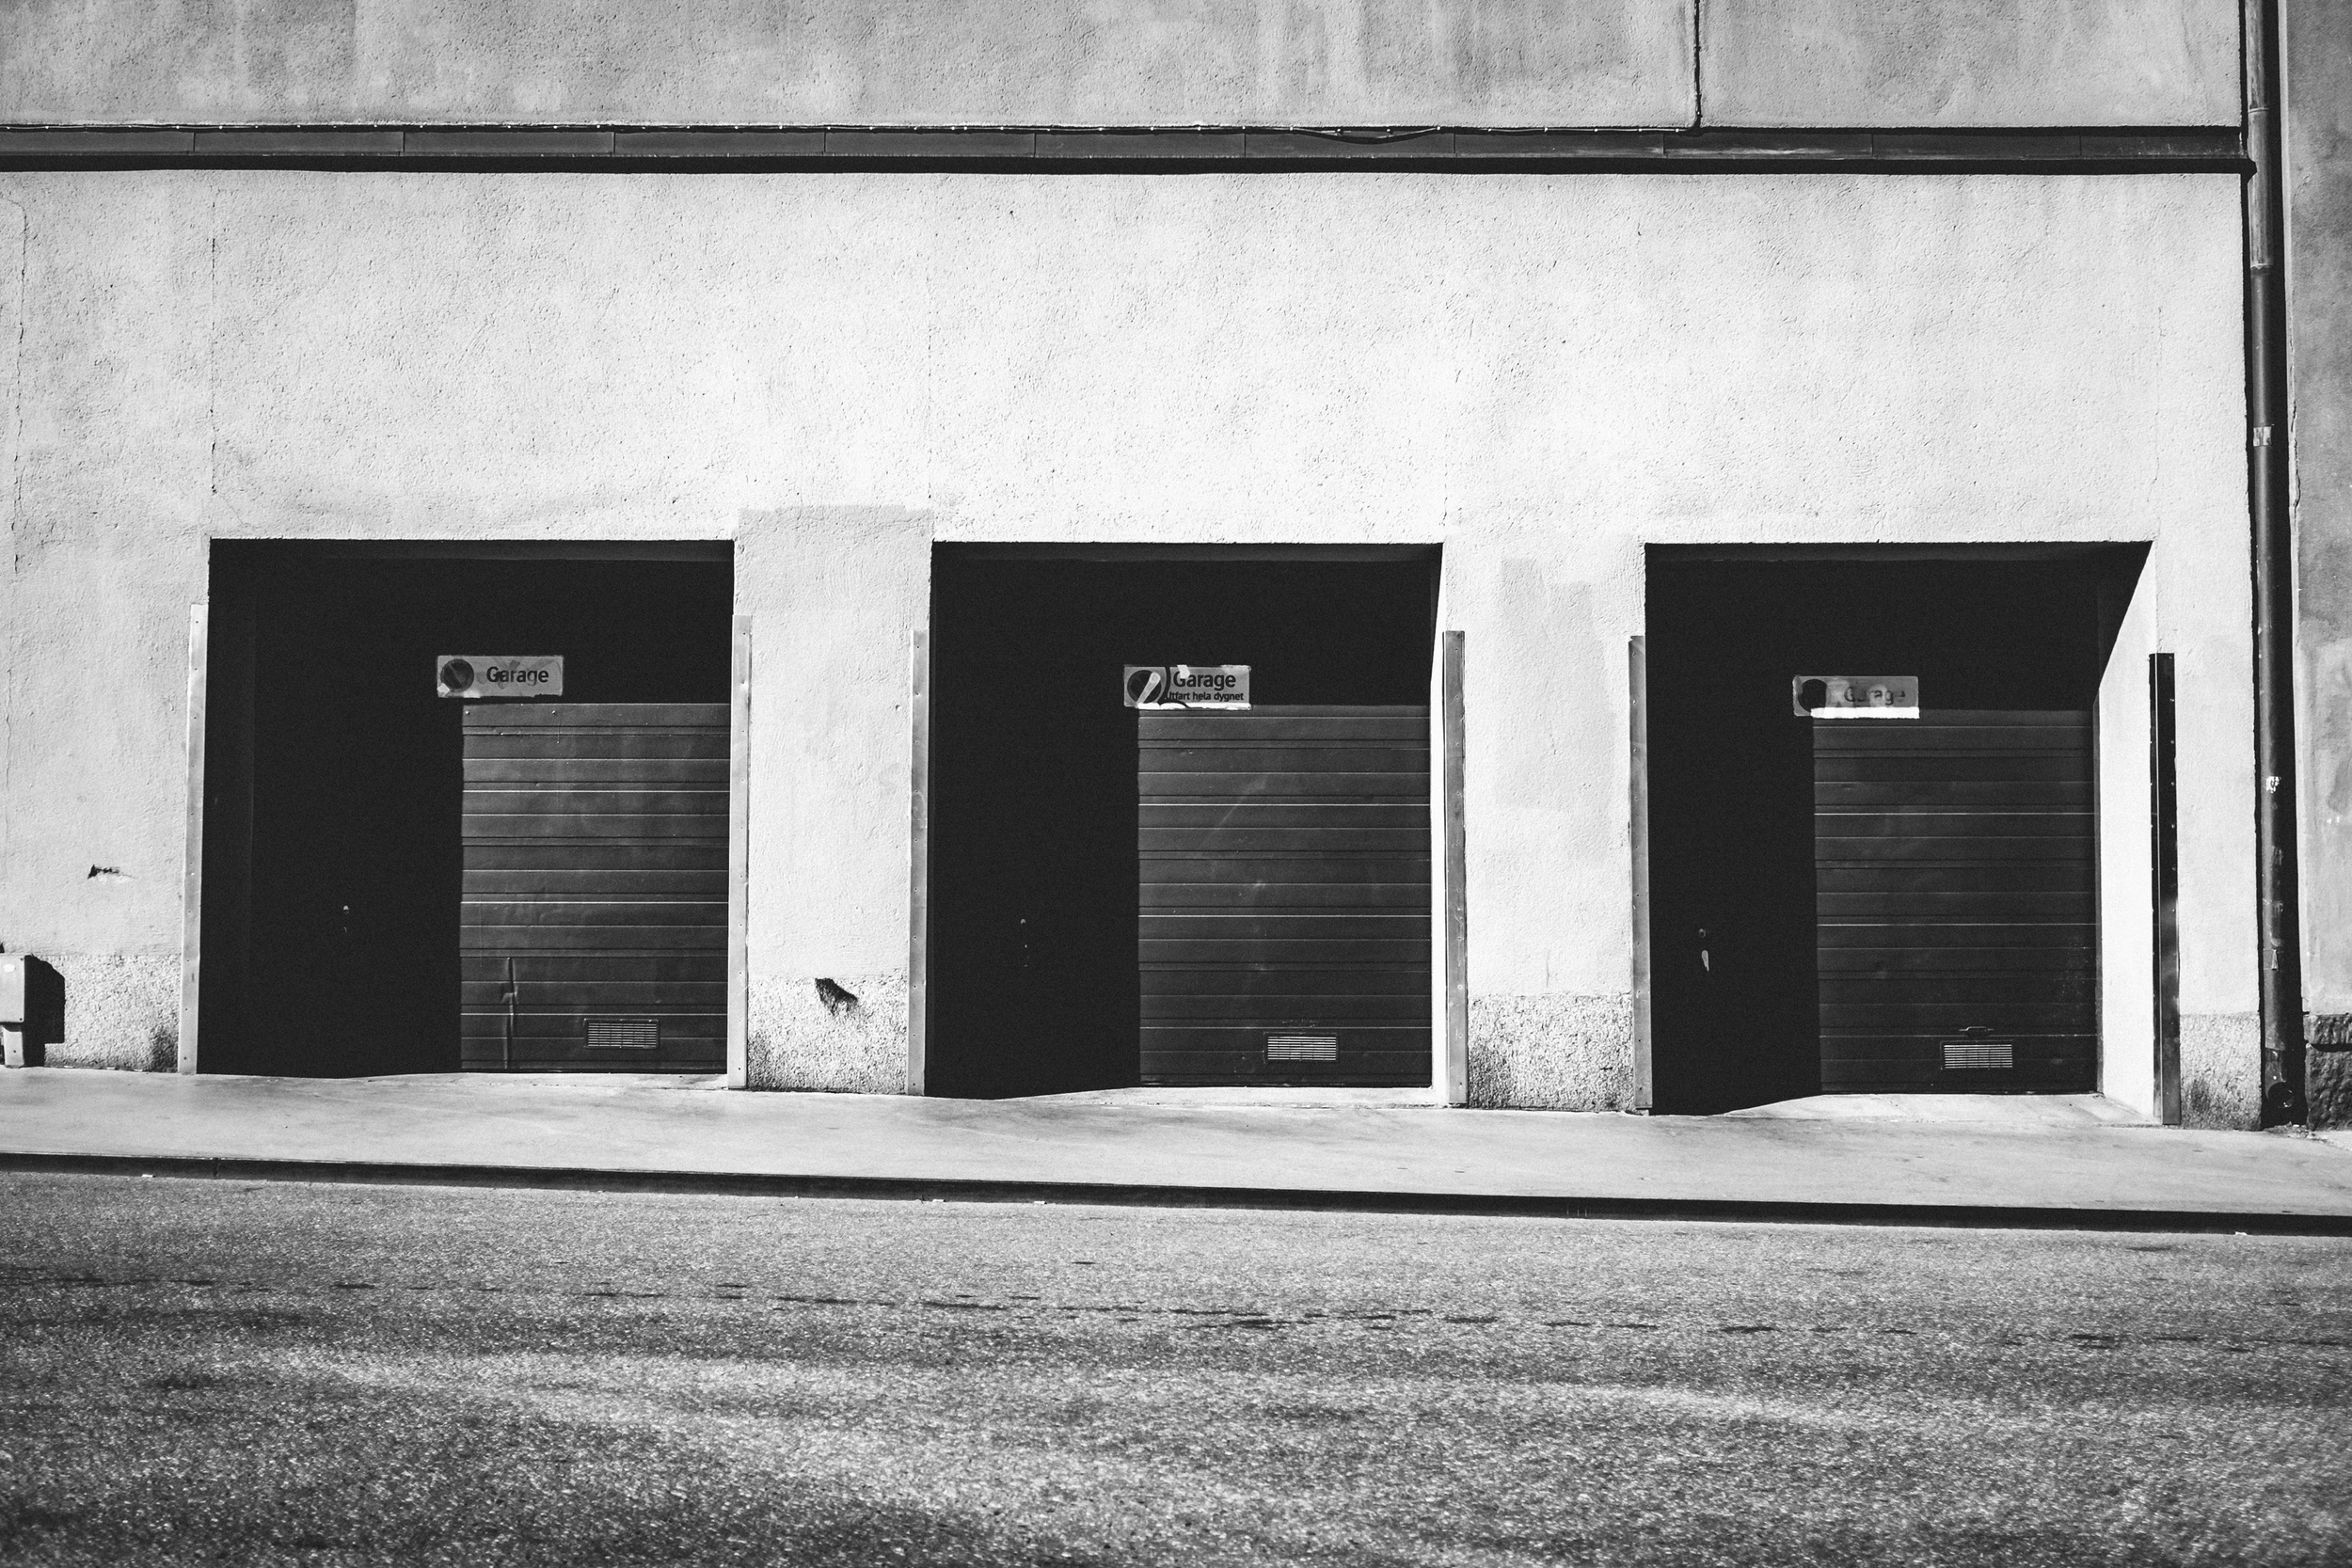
[2099,536,2265,1130]
[2098,575,2159,1121]
[0,178,210,1070]
[2288,0,2352,1123]
[1,0,1693,128]
[0,170,2250,1103]
[0,0,2239,130]
[1702,0,2242,128]
[739,508,928,1090]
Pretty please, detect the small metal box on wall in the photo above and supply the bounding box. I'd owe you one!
[1136,704,1432,1086]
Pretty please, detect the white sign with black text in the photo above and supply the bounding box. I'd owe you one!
[1793,674,1918,719]
[437,656,564,699]
[1124,664,1250,710]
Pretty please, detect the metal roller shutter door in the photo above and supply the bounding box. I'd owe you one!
[1815,708,2097,1093]
[1139,705,1431,1086]
[461,703,728,1072]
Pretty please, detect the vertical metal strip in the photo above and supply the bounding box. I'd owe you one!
[907,627,931,1096]
[1629,635,1653,1112]
[177,602,208,1075]
[2245,0,2305,1123]
[2151,653,2183,1126]
[725,613,753,1089]
[1440,630,1470,1105]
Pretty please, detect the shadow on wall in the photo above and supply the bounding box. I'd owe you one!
[4,956,66,1067]
[1465,994,1636,1111]
[3,955,178,1072]
[2178,1012,2265,1131]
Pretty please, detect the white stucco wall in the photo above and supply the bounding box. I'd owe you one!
[1703,0,2242,128]
[0,170,2250,1104]
[1,0,2238,132]
[1,0,1694,127]
[2288,0,2352,1126]
[2100,531,2263,1129]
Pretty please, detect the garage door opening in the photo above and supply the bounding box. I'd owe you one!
[196,544,735,1077]
[1644,548,2140,1116]
[927,547,1439,1100]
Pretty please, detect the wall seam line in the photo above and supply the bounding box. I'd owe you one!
[1692,0,1705,130]
[2,193,23,900]
[207,182,217,510]
[5,193,22,580]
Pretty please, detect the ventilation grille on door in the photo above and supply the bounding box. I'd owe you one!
[1941,1038,2014,1071]
[1266,1033,1339,1063]
[586,1017,660,1051]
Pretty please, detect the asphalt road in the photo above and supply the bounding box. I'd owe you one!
[2,1173,2348,1566]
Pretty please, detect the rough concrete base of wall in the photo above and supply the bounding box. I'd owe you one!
[2309,1014,2352,1050]
[1465,992,1635,1111]
[746,973,909,1093]
[33,955,178,1071]
[2180,1011,2262,1130]
[2309,1048,2352,1132]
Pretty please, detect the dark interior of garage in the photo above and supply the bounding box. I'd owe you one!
[197,544,734,1077]
[927,548,1438,1099]
[1644,548,2140,1116]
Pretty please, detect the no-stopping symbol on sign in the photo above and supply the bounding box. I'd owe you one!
[1123,665,1250,710]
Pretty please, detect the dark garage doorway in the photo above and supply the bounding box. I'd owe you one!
[927,547,1439,1100]
[1645,548,2140,1115]
[197,544,734,1077]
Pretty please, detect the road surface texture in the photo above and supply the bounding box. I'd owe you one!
[2,1172,2347,1566]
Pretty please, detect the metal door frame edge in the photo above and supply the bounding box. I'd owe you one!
[725,614,754,1088]
[1435,629,1470,1105]
[907,626,931,1096]
[1629,634,1652,1111]
[177,601,209,1074]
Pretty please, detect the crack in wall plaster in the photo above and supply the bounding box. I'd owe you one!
[207,182,217,511]
[2,192,24,916]
[1692,0,1705,128]
[4,193,22,567]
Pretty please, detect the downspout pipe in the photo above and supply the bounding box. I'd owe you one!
[2246,0,2306,1125]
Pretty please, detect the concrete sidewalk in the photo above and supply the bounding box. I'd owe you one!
[3,1068,2350,1231]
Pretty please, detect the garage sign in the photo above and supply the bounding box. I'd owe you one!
[437,655,564,699]
[1124,664,1250,710]
[1793,674,1917,719]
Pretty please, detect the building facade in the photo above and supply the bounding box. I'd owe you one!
[0,0,2325,1124]
[2288,1,2352,1125]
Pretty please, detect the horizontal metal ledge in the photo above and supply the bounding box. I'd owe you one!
[0,123,2249,171]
